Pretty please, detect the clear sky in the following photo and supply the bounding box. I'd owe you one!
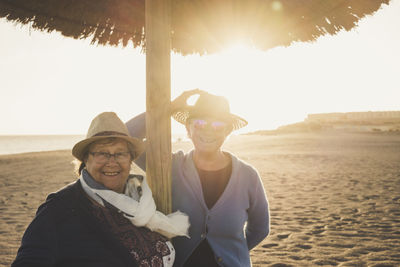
[0,0,399,135]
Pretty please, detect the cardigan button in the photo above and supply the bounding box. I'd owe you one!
[201,233,206,239]
[217,257,223,262]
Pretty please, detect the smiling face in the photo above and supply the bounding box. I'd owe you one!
[84,138,132,193]
[187,117,232,154]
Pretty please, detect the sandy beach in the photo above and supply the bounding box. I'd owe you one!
[1,132,399,266]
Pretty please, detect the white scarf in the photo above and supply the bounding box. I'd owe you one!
[80,169,190,239]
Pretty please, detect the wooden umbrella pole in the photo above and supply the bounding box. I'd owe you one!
[145,0,172,214]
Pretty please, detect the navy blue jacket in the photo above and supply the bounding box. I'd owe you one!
[12,181,138,267]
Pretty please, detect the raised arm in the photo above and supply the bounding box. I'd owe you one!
[126,112,147,170]
[126,89,204,170]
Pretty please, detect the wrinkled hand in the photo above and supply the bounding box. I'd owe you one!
[170,89,205,114]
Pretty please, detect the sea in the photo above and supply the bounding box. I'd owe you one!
[0,134,188,155]
[0,135,85,155]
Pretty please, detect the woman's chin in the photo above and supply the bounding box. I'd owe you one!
[100,175,125,193]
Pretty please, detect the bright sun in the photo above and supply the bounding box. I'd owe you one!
[172,41,307,135]
[222,42,256,56]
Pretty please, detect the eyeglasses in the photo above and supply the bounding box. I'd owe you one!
[191,119,227,131]
[89,151,131,163]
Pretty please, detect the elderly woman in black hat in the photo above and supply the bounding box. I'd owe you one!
[12,112,189,267]
[126,90,270,267]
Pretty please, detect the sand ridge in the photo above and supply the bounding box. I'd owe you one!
[1,133,399,266]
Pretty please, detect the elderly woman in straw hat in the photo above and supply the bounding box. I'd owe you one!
[12,112,189,267]
[126,89,270,267]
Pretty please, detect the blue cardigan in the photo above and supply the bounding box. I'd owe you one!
[126,114,270,267]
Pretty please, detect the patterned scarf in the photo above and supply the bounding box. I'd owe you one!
[80,169,190,239]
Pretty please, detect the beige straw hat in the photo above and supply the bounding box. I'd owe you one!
[172,92,248,131]
[72,112,144,161]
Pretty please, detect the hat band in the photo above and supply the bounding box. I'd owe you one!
[93,131,128,137]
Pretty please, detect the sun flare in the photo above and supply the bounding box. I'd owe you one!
[222,42,256,56]
[172,41,307,135]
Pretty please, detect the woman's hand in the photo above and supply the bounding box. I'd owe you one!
[170,89,205,114]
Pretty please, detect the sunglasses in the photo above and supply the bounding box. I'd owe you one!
[191,119,227,131]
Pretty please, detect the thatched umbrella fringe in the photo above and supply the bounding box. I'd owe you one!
[0,0,391,54]
[0,0,145,47]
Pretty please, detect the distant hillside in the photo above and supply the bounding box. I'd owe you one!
[246,111,400,135]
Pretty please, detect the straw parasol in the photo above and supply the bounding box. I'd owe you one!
[0,0,391,214]
[0,0,391,54]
